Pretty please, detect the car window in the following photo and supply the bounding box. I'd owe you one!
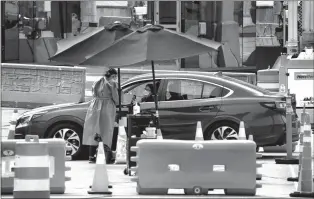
[122,80,161,104]
[222,75,270,94]
[181,80,203,100]
[202,83,222,98]
[164,79,225,101]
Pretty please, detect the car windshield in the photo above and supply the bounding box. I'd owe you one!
[222,75,271,95]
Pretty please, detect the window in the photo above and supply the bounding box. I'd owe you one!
[202,83,222,99]
[122,80,161,104]
[165,79,228,101]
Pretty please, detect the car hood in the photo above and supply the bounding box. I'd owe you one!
[21,102,90,117]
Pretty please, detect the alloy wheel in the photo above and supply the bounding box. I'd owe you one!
[211,126,238,140]
[53,128,81,156]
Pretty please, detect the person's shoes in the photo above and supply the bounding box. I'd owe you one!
[105,151,115,164]
[89,156,96,163]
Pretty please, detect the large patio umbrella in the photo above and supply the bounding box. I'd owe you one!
[50,22,133,117]
[50,22,133,65]
[81,24,221,129]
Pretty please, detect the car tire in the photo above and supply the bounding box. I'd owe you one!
[205,121,240,141]
[47,123,87,160]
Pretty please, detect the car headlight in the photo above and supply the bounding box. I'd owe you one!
[16,111,47,128]
[16,115,31,128]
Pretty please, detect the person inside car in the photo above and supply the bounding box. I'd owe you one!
[166,83,183,101]
[141,83,155,102]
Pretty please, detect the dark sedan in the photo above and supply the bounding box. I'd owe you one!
[13,72,299,159]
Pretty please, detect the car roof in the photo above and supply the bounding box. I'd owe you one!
[124,72,224,83]
[123,72,268,96]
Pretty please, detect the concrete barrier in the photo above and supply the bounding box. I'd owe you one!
[131,139,259,196]
[1,63,86,109]
[1,138,71,194]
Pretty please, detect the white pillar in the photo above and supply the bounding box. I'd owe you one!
[80,1,98,33]
[287,0,299,54]
[302,1,314,31]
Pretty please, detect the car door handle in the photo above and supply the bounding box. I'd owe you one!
[199,106,216,112]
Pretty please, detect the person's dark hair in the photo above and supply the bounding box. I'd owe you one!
[104,68,118,78]
[145,84,154,92]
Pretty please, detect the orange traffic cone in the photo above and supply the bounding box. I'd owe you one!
[195,121,204,141]
[88,142,112,195]
[8,109,19,139]
[115,119,127,164]
[248,134,253,141]
[290,119,314,197]
[156,129,163,139]
[248,134,263,158]
[288,110,308,182]
[238,121,246,140]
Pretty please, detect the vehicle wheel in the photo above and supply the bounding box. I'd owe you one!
[123,168,129,175]
[47,123,86,160]
[206,121,239,140]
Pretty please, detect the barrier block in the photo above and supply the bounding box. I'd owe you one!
[13,135,50,199]
[134,139,258,196]
[1,138,70,194]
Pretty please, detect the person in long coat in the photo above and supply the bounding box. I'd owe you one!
[83,68,119,163]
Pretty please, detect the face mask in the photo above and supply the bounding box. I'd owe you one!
[110,78,117,83]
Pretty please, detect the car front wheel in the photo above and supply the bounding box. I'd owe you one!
[47,123,84,160]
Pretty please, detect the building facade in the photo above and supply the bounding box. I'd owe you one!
[146,1,284,71]
[2,1,284,70]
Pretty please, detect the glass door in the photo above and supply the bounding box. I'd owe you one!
[154,1,181,32]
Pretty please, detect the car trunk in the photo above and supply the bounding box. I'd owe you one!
[266,92,298,118]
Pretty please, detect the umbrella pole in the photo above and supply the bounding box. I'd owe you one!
[151,61,160,129]
[118,68,122,120]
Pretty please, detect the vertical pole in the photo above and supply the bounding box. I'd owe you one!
[1,1,5,62]
[118,68,122,119]
[283,4,286,47]
[286,92,293,159]
[151,60,159,129]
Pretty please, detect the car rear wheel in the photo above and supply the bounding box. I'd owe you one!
[206,121,239,140]
[47,123,85,160]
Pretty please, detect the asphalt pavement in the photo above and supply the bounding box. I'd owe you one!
[1,108,306,198]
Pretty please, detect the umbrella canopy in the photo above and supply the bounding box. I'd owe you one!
[81,24,222,130]
[82,24,222,67]
[50,22,133,65]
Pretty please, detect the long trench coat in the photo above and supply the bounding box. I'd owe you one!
[82,77,119,147]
